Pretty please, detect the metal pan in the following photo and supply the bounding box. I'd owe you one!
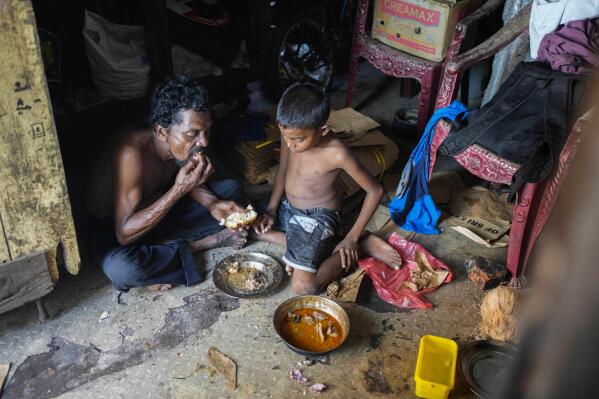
[213,252,284,298]
[273,295,350,357]
[460,340,518,398]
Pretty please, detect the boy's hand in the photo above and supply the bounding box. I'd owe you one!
[334,238,359,269]
[253,211,275,234]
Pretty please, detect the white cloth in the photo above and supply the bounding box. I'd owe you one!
[530,0,599,59]
[482,0,533,106]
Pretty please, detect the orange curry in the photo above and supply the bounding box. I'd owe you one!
[280,308,343,352]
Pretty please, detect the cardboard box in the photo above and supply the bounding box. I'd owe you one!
[371,0,472,62]
[337,130,399,199]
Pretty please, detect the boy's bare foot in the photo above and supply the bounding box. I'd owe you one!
[285,264,294,276]
[362,234,402,270]
[147,284,172,292]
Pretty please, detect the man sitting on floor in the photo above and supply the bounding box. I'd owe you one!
[85,74,247,292]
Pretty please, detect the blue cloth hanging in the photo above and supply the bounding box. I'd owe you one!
[389,101,469,234]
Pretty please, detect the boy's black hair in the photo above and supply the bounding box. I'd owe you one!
[149,74,209,129]
[276,83,330,129]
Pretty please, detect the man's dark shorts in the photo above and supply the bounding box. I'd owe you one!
[278,201,344,273]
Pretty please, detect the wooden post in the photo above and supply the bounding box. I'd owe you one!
[0,0,80,280]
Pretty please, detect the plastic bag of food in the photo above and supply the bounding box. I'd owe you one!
[358,232,452,309]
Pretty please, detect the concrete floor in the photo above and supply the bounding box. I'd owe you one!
[0,64,506,398]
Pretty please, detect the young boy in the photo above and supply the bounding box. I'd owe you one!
[253,84,401,295]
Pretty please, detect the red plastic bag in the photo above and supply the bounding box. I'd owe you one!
[358,232,453,309]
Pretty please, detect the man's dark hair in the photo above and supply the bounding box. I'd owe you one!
[149,74,209,129]
[276,83,330,129]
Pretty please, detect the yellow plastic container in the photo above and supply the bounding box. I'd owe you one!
[414,335,458,399]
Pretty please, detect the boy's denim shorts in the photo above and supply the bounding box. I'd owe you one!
[278,201,342,273]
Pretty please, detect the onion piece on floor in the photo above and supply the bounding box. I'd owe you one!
[309,383,327,395]
[288,368,308,384]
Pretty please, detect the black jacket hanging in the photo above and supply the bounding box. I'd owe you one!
[440,62,584,200]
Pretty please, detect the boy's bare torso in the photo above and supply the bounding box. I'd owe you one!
[285,136,344,210]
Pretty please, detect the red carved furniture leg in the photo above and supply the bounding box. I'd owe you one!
[416,70,440,134]
[506,183,537,288]
[429,120,451,178]
[520,114,590,273]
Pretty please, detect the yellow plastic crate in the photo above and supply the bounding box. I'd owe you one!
[414,335,458,399]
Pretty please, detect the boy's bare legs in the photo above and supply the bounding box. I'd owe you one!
[250,227,293,272]
[251,228,286,247]
[291,253,345,295]
[290,232,402,295]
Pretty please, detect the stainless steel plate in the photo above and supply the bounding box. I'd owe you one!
[213,252,284,298]
[460,340,518,398]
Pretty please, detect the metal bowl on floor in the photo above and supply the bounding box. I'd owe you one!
[213,252,283,298]
[460,340,518,398]
[273,295,350,357]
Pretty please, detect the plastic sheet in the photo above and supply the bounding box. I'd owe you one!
[358,233,452,309]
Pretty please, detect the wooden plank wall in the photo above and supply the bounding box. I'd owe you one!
[0,0,80,280]
[0,216,10,262]
[0,252,52,314]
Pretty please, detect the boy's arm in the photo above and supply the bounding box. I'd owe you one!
[334,146,384,267]
[254,140,288,234]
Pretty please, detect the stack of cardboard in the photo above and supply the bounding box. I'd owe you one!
[328,109,399,199]
[230,124,280,184]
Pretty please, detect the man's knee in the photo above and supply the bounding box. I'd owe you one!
[291,273,319,295]
[101,247,145,287]
[211,179,242,202]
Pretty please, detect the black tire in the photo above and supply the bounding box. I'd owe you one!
[266,13,334,99]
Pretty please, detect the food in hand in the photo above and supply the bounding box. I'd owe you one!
[219,205,258,229]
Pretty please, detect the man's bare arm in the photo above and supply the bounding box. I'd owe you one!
[113,146,208,245]
[189,184,219,209]
[189,181,246,224]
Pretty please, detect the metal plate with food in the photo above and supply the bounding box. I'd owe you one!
[213,252,284,298]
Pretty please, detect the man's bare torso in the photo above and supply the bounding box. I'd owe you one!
[86,128,176,218]
[284,136,344,210]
